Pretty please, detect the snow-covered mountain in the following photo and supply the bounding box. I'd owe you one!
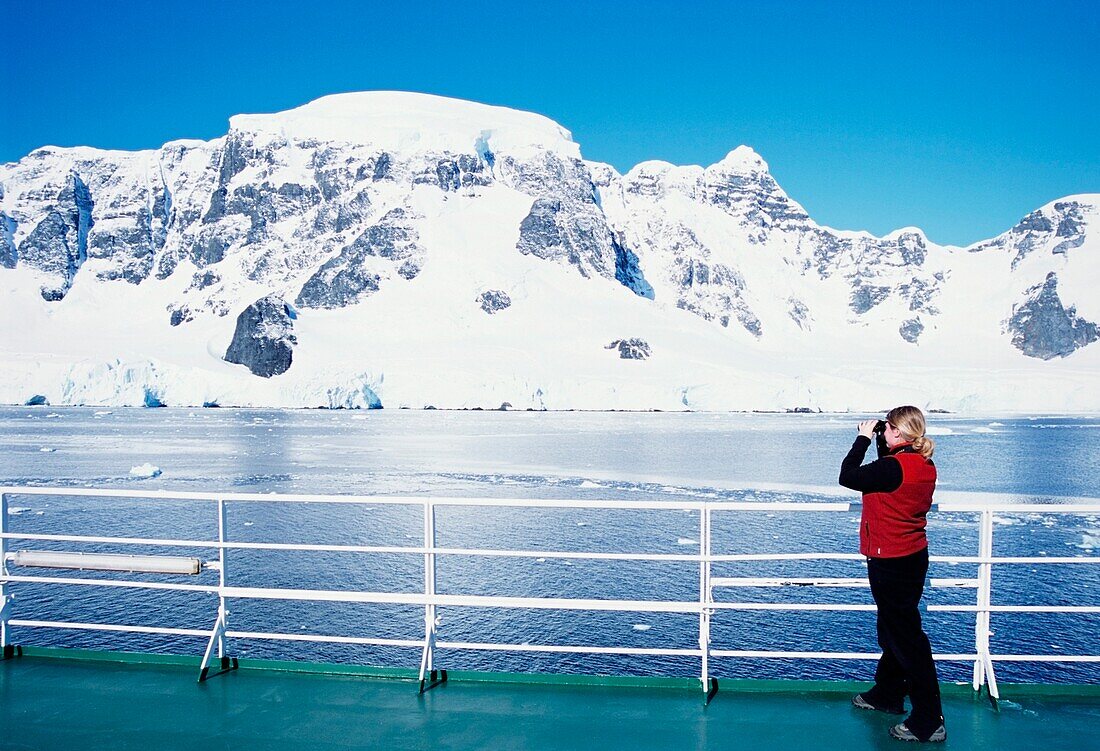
[1,92,1097,411]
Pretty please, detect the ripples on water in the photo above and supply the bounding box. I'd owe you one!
[1,408,1098,684]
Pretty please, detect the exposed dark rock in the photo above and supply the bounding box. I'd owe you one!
[895,232,927,266]
[16,174,94,300]
[788,298,812,331]
[418,154,490,191]
[168,304,194,327]
[224,296,298,377]
[606,338,651,360]
[1,211,17,268]
[372,153,393,181]
[397,261,420,280]
[1006,273,1098,359]
[296,208,420,308]
[477,289,512,313]
[899,318,924,343]
[613,234,654,299]
[850,284,891,314]
[190,270,220,290]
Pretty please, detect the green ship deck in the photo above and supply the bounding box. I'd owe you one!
[2,649,1098,750]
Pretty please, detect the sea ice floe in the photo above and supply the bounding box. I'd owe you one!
[94,411,112,416]
[129,463,162,479]
[39,447,55,452]
[632,624,652,631]
[677,537,698,546]
[9,507,31,515]
[576,522,589,527]
[971,427,996,433]
[579,480,603,489]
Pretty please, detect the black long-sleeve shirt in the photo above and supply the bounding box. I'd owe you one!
[838,435,903,494]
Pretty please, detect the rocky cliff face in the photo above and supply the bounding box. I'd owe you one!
[0,92,1097,410]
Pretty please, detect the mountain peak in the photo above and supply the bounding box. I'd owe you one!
[228,90,580,159]
[712,145,769,173]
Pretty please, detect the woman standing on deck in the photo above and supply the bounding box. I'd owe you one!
[839,405,947,743]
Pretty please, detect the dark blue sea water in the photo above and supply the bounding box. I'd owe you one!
[1,407,1097,684]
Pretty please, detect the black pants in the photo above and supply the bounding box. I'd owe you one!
[866,548,944,738]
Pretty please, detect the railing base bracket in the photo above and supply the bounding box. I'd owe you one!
[705,678,719,706]
[418,669,447,695]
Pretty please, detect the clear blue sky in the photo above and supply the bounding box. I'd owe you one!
[3,0,1097,246]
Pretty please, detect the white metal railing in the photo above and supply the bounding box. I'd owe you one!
[1,486,1098,700]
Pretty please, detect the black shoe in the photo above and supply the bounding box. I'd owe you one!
[852,693,905,714]
[889,722,947,743]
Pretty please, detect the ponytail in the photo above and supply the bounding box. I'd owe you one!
[911,434,935,459]
[885,405,935,459]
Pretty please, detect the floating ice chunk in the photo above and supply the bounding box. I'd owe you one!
[46,413,62,419]
[925,426,954,435]
[39,447,56,452]
[9,507,31,515]
[94,411,112,416]
[677,537,698,546]
[129,463,162,479]
[579,480,603,489]
[988,422,1004,427]
[971,427,996,433]
[576,522,589,527]
[1079,533,1099,550]
[536,557,547,563]
[243,522,255,527]
[632,624,652,631]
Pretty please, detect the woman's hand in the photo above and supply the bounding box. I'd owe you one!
[857,420,878,438]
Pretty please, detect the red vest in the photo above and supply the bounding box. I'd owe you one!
[860,450,936,558]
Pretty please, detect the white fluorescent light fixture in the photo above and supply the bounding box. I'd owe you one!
[9,550,203,575]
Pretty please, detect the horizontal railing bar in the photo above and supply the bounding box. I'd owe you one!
[434,641,702,656]
[709,603,877,611]
[4,535,1096,567]
[712,577,869,587]
[711,577,978,588]
[5,486,1099,513]
[226,631,423,648]
[13,618,1098,663]
[928,605,1100,613]
[1,574,219,593]
[9,619,210,637]
[3,535,1097,567]
[218,586,702,612]
[982,655,1100,662]
[929,579,980,588]
[709,650,977,660]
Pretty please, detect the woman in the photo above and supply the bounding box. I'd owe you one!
[839,405,946,743]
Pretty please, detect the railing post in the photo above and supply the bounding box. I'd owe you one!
[217,496,227,661]
[418,499,444,693]
[973,509,999,704]
[198,495,236,681]
[699,505,717,704]
[1,491,12,658]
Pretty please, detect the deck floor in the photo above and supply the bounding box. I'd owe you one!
[2,652,1099,750]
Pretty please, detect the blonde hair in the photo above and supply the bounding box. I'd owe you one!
[886,405,935,459]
